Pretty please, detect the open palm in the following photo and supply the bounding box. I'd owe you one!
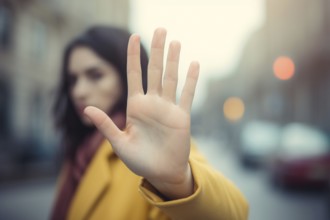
[84,28,199,198]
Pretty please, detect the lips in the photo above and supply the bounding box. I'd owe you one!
[76,105,87,115]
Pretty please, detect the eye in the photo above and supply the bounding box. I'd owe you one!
[87,69,103,81]
[68,74,77,87]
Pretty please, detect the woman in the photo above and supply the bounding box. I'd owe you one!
[51,26,248,220]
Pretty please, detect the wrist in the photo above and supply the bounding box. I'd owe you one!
[147,164,194,200]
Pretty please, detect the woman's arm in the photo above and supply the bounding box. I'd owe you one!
[139,143,249,220]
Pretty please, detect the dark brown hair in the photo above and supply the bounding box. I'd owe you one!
[53,26,148,159]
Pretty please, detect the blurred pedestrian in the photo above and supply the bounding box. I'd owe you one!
[50,25,248,220]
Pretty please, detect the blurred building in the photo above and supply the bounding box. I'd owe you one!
[199,0,330,145]
[0,0,129,181]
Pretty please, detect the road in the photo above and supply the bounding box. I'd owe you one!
[0,137,328,220]
[195,137,329,220]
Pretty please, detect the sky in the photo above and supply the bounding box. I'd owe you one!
[129,0,265,111]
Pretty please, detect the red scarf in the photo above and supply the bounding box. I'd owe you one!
[50,112,126,220]
[50,131,104,220]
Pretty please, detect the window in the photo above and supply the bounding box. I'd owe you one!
[0,6,13,50]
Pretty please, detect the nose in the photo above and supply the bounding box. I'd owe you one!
[71,78,89,101]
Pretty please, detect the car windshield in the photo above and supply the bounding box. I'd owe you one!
[281,123,329,158]
[241,121,281,152]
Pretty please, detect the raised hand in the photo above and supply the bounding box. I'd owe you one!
[84,28,199,199]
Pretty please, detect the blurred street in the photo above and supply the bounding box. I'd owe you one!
[0,137,328,220]
[0,177,56,220]
[195,137,329,220]
[1,0,330,219]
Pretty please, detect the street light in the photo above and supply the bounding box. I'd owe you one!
[223,97,245,122]
[273,56,295,80]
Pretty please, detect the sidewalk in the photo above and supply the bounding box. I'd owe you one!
[0,177,56,220]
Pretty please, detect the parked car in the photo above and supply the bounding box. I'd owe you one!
[239,120,281,168]
[269,123,330,188]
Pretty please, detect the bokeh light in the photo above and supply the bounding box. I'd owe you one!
[273,56,295,80]
[223,97,245,122]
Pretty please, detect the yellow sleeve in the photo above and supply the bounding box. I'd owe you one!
[138,142,249,220]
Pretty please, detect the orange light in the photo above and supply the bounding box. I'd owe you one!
[223,97,245,122]
[273,56,295,80]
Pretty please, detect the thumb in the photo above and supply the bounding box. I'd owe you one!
[84,106,122,144]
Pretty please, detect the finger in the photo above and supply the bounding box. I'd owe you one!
[179,61,200,112]
[127,34,143,97]
[162,41,181,102]
[84,106,123,144]
[147,28,167,94]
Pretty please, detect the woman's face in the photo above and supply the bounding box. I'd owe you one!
[68,46,123,125]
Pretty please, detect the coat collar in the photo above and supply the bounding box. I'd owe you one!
[68,139,114,220]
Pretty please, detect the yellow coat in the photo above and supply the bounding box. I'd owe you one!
[55,139,249,220]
